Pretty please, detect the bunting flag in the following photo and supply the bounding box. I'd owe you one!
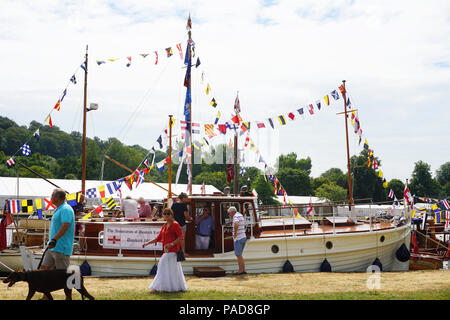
[21,199,33,213]
[324,95,330,106]
[157,161,165,173]
[33,129,40,141]
[94,204,103,218]
[66,193,80,206]
[297,108,304,116]
[226,163,234,183]
[44,197,55,210]
[61,89,67,101]
[193,141,204,150]
[339,84,345,96]
[446,211,449,230]
[8,200,20,214]
[195,57,201,68]
[206,84,211,95]
[256,121,266,128]
[234,92,241,114]
[86,187,98,199]
[331,90,340,100]
[244,134,250,147]
[388,189,394,199]
[382,178,388,189]
[268,118,274,129]
[214,111,221,125]
[45,114,53,128]
[204,124,216,139]
[176,43,183,59]
[363,139,369,150]
[108,58,119,62]
[6,157,15,167]
[35,198,43,219]
[142,158,150,171]
[21,143,31,156]
[218,124,227,135]
[308,104,314,115]
[70,75,77,84]
[316,100,321,111]
[166,47,173,57]
[105,196,117,210]
[126,56,132,67]
[96,60,106,65]
[81,212,92,220]
[154,51,158,65]
[442,199,450,210]
[54,100,61,111]
[278,115,286,125]
[432,204,440,223]
[231,114,242,124]
[99,185,106,203]
[192,122,201,134]
[156,135,163,149]
[140,53,149,58]
[80,62,87,71]
[241,122,250,131]
[210,98,217,108]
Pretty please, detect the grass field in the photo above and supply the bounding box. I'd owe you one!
[1,270,449,300]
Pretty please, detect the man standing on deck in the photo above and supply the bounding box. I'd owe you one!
[120,196,139,218]
[228,206,247,275]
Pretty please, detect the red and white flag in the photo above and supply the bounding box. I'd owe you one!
[442,199,450,210]
[403,186,412,204]
[388,189,394,199]
[234,92,240,114]
[44,198,55,211]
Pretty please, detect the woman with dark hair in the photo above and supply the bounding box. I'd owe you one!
[142,208,187,293]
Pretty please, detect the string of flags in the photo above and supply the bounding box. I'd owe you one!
[5,61,84,169]
[94,42,185,68]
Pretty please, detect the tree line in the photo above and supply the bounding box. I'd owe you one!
[1,116,449,204]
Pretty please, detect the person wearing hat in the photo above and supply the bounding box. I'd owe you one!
[171,192,192,252]
[228,206,247,275]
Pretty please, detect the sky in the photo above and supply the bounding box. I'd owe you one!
[0,0,449,183]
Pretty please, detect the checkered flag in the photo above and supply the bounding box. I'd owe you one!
[21,143,31,156]
[86,187,98,198]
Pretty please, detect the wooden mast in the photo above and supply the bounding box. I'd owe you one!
[341,80,354,209]
[168,115,173,207]
[81,45,88,195]
[234,132,239,196]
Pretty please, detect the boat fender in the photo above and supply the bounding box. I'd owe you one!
[282,260,294,273]
[320,259,332,272]
[150,264,158,275]
[371,258,383,271]
[395,243,410,262]
[80,260,92,276]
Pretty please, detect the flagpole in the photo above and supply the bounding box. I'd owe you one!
[187,15,193,196]
[81,44,88,195]
[168,115,173,208]
[234,132,239,196]
[341,80,354,210]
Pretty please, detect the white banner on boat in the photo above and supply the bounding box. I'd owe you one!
[102,224,162,251]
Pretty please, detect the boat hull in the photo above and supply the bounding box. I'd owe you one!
[22,224,410,276]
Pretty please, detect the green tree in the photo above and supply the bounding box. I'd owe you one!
[278,152,312,174]
[193,171,228,192]
[315,182,348,202]
[276,168,312,196]
[320,168,347,189]
[409,161,440,197]
[251,175,279,205]
[436,162,450,186]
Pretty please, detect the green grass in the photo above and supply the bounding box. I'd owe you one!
[94,288,450,300]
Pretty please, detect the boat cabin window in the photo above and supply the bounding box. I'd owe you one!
[220,202,240,225]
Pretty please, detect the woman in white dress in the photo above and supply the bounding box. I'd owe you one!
[142,208,187,293]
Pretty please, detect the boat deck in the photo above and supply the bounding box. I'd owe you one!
[258,221,396,238]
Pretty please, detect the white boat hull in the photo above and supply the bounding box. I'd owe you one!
[21,224,410,276]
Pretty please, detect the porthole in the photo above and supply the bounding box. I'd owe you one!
[326,241,333,250]
[271,245,279,254]
[380,235,385,243]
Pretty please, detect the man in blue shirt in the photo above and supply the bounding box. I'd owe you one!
[195,208,214,250]
[40,188,75,271]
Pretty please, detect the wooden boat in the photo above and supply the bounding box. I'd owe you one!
[19,15,411,276]
[20,193,411,276]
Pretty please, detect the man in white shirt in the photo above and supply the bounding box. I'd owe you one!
[228,206,247,275]
[120,196,139,218]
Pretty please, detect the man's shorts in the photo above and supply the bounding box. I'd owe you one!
[41,250,70,270]
[233,237,247,256]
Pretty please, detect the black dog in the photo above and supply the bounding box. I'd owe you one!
[3,269,95,300]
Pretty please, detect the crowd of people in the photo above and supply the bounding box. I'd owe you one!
[38,188,248,295]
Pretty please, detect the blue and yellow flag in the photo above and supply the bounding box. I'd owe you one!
[278,115,286,125]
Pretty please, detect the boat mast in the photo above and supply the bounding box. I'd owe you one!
[187,14,193,196]
[81,45,88,195]
[341,80,354,210]
[234,131,239,196]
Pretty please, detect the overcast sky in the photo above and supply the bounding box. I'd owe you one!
[0,0,449,183]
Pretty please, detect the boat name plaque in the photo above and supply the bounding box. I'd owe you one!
[102,223,162,250]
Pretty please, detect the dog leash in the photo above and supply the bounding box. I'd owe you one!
[0,260,15,272]
[36,245,50,270]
